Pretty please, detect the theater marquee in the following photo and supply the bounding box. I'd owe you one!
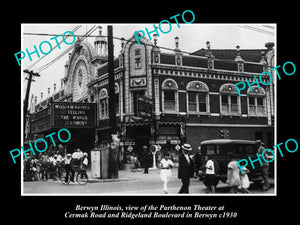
[52,102,96,129]
[30,102,97,133]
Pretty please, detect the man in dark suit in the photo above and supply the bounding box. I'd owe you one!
[140,146,152,174]
[178,143,194,194]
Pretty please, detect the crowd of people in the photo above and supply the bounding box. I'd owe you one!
[23,148,88,182]
[175,141,270,194]
[129,141,270,194]
[24,141,270,194]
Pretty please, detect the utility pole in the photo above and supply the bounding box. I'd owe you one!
[107,25,118,179]
[23,69,40,131]
[108,25,117,135]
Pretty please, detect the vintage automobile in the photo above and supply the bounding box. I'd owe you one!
[198,139,274,187]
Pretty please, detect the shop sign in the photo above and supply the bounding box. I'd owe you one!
[175,144,181,151]
[127,146,133,152]
[156,140,167,144]
[134,95,153,118]
[170,140,181,144]
[124,141,135,146]
[149,140,155,145]
[156,145,162,151]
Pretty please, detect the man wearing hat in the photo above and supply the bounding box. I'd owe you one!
[140,146,152,174]
[64,153,75,183]
[257,140,269,191]
[178,143,194,194]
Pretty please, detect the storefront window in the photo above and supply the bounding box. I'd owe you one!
[220,83,240,115]
[164,90,176,111]
[230,95,238,114]
[187,81,209,114]
[162,79,178,113]
[247,86,266,116]
[188,92,197,112]
[188,92,208,112]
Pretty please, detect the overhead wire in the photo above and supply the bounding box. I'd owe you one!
[35,25,97,73]
[22,23,275,90]
[23,31,267,66]
[25,25,82,71]
[244,25,274,35]
[22,26,82,98]
[238,25,274,36]
[263,25,275,30]
[23,26,274,102]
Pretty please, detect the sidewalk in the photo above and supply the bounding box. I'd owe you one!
[86,167,274,194]
[86,168,274,194]
[87,167,164,183]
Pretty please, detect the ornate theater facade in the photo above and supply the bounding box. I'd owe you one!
[27,26,275,164]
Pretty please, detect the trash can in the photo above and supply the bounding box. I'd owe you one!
[101,147,109,179]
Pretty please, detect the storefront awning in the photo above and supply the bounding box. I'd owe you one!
[158,121,184,125]
[123,121,152,127]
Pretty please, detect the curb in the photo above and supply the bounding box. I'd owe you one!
[86,168,164,183]
[87,177,140,183]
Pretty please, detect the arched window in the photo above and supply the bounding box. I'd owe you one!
[162,79,178,112]
[220,83,241,115]
[134,48,141,68]
[247,86,266,116]
[99,88,108,119]
[187,81,209,113]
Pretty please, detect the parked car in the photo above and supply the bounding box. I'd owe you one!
[198,139,274,187]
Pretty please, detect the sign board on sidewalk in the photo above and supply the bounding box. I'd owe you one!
[91,150,101,178]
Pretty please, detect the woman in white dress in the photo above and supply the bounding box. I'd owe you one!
[226,152,241,193]
[160,152,175,194]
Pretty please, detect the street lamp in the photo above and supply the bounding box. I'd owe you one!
[206,41,211,51]
[121,37,125,49]
[175,36,179,49]
[153,33,158,46]
[98,26,102,35]
[236,45,241,56]
[150,145,158,169]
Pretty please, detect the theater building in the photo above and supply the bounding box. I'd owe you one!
[28,26,275,163]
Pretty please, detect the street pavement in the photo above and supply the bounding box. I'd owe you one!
[23,168,274,195]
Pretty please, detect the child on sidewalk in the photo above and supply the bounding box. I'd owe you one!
[239,167,251,193]
[159,152,175,194]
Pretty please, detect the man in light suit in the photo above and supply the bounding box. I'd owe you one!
[178,143,194,194]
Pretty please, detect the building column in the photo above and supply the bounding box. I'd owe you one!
[154,77,160,116]
[266,87,272,125]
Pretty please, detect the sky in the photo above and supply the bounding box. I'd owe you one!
[21,23,275,105]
